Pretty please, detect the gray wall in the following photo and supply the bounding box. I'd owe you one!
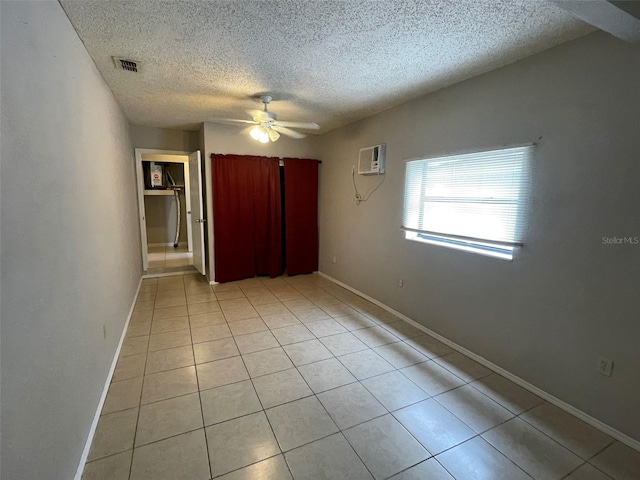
[202,122,319,280]
[130,124,199,152]
[1,2,143,479]
[316,32,640,441]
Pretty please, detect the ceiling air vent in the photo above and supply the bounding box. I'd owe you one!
[112,56,140,73]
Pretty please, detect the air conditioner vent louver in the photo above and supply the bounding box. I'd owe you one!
[358,144,386,175]
[112,56,140,72]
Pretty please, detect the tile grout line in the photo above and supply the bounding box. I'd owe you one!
[316,280,622,471]
[208,453,284,480]
[571,444,620,480]
[391,367,581,478]
[127,280,158,480]
[274,281,378,479]
[92,274,630,479]
[263,278,588,479]
[429,419,534,479]
[510,402,617,463]
[110,350,543,454]
[226,299,297,479]
[320,273,640,455]
[247,280,347,477]
[187,284,214,480]
[435,434,537,480]
[249,390,295,477]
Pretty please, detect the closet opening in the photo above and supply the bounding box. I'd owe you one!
[135,149,205,276]
[211,154,319,283]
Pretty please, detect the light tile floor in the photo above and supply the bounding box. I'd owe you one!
[146,245,198,276]
[82,273,640,480]
[148,245,193,269]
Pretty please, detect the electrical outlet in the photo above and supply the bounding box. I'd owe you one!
[597,356,613,376]
[332,256,337,264]
[397,279,404,288]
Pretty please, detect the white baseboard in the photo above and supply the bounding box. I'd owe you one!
[317,271,640,453]
[142,270,196,279]
[74,277,143,480]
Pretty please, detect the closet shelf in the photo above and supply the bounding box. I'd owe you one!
[144,189,183,196]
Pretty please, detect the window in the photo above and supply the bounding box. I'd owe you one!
[402,145,533,260]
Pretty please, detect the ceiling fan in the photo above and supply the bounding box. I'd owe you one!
[210,95,320,143]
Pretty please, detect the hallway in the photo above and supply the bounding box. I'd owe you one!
[82,273,639,480]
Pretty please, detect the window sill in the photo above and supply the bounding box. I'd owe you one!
[404,232,516,260]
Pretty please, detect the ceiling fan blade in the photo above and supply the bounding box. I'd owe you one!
[271,120,320,130]
[208,117,257,126]
[272,126,306,139]
[248,109,277,122]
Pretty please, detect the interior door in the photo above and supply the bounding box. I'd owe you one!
[188,150,206,274]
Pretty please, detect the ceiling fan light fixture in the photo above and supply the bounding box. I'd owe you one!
[268,129,280,142]
[222,96,316,142]
[249,125,269,143]
[258,125,270,143]
[250,123,278,143]
[249,125,263,141]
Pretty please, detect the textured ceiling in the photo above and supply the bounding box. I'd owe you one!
[60,0,594,133]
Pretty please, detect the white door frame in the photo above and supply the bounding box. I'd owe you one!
[204,151,215,283]
[134,148,192,271]
[188,150,206,275]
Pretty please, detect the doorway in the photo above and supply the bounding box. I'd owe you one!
[135,149,206,276]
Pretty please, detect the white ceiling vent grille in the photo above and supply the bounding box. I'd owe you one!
[112,56,140,72]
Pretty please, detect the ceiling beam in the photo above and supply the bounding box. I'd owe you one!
[550,0,640,42]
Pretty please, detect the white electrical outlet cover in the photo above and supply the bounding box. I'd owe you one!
[597,357,613,376]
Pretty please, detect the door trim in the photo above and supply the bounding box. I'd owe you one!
[134,148,191,271]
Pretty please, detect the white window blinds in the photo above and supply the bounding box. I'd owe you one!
[402,145,533,250]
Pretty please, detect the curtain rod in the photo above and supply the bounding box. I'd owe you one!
[279,157,322,163]
[211,153,320,164]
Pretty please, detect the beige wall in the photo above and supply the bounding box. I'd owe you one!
[202,122,318,159]
[316,31,640,441]
[130,125,199,152]
[201,123,319,280]
[1,2,142,478]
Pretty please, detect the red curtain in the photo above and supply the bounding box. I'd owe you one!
[284,158,319,275]
[212,154,282,282]
[253,158,283,277]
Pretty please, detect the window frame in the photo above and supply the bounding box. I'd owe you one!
[401,144,533,260]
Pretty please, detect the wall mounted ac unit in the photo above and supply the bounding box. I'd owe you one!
[358,144,386,175]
